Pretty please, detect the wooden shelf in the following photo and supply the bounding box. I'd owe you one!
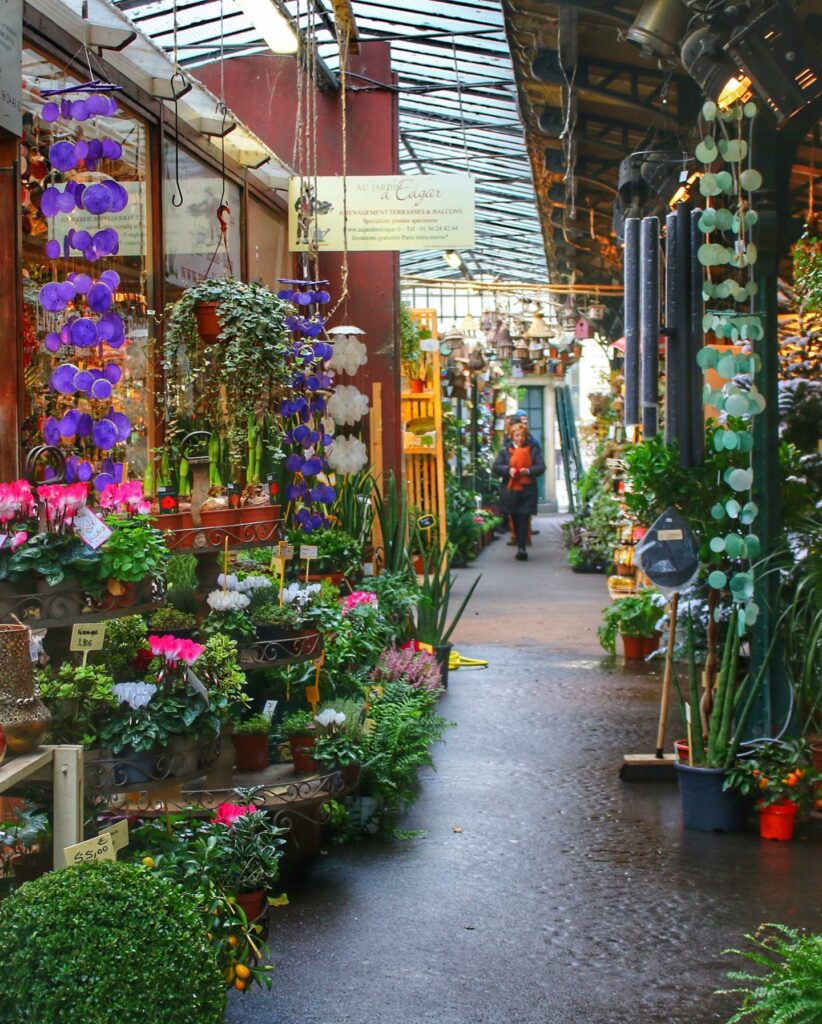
[401,390,434,399]
[0,746,54,793]
[404,446,436,455]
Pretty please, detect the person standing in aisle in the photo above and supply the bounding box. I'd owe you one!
[493,423,545,561]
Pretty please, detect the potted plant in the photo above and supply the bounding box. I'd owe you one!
[597,589,665,660]
[250,598,304,641]
[149,607,199,638]
[233,714,271,772]
[0,801,52,883]
[288,527,363,584]
[162,279,291,489]
[410,528,481,688]
[206,803,285,921]
[724,739,818,841]
[281,708,318,773]
[673,610,773,832]
[311,705,367,784]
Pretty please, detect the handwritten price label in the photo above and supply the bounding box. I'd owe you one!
[299,545,318,560]
[99,818,129,852]
[74,506,113,550]
[277,542,295,559]
[64,832,115,865]
[70,622,106,653]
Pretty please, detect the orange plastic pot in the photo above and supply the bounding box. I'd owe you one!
[621,635,645,660]
[758,799,798,841]
[674,739,690,762]
[193,300,222,343]
[410,379,425,394]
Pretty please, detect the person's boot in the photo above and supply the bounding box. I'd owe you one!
[515,548,528,561]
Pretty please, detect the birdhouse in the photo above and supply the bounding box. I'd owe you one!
[575,316,593,339]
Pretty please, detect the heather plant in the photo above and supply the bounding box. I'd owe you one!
[371,646,442,692]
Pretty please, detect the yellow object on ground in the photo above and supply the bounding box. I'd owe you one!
[448,651,488,670]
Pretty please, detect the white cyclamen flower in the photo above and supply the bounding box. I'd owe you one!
[315,709,347,728]
[283,582,321,608]
[237,575,272,593]
[327,385,370,427]
[113,682,157,710]
[327,435,368,475]
[207,589,251,612]
[216,573,239,591]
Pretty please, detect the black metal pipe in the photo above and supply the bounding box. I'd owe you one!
[675,201,692,466]
[664,211,679,446]
[623,217,641,428]
[640,216,660,439]
[689,207,705,465]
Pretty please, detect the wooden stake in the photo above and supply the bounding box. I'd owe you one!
[222,536,229,592]
[654,591,680,759]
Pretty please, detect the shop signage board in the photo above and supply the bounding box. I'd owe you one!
[288,174,475,252]
[0,0,22,135]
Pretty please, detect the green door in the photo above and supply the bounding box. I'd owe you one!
[517,385,545,501]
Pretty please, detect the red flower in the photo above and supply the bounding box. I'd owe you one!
[133,647,153,672]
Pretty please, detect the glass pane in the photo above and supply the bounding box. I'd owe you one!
[20,48,152,485]
[247,196,289,288]
[163,141,241,301]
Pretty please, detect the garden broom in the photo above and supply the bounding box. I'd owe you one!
[619,591,679,781]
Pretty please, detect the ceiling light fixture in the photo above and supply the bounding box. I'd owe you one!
[234,0,298,54]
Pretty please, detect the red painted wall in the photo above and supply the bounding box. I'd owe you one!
[196,43,402,478]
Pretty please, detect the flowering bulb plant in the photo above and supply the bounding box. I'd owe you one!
[311,708,365,771]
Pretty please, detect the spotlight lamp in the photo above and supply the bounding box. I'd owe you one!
[622,0,690,63]
[680,25,744,105]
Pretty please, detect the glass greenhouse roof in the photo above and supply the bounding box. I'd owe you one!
[109,0,548,282]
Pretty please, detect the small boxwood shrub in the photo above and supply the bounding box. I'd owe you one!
[0,860,225,1023]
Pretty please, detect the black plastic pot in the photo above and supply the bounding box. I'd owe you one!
[674,762,749,832]
[434,642,453,690]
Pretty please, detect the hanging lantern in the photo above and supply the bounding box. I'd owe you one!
[326,324,367,376]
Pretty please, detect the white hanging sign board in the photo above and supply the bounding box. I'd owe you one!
[288,175,475,252]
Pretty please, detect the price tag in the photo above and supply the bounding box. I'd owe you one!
[658,529,684,541]
[70,622,106,654]
[64,832,116,865]
[262,699,277,720]
[185,667,209,704]
[362,562,374,577]
[277,542,295,559]
[299,545,318,560]
[417,514,435,531]
[99,818,129,852]
[73,506,113,550]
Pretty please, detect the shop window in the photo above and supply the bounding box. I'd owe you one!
[162,140,241,302]
[20,48,152,478]
[247,195,289,288]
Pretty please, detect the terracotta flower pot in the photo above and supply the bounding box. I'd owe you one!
[410,379,425,394]
[234,733,269,773]
[193,300,222,343]
[759,799,798,841]
[234,888,267,922]
[289,733,318,773]
[643,632,662,657]
[674,739,690,762]
[621,634,645,660]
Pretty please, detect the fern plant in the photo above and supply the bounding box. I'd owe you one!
[720,923,822,1023]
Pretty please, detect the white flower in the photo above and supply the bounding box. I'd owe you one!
[327,336,368,376]
[217,573,239,591]
[237,575,272,593]
[282,582,321,608]
[315,709,346,728]
[113,682,157,710]
[207,589,251,612]
[327,385,370,426]
[327,435,368,475]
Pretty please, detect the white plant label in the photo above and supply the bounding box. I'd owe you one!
[74,506,113,549]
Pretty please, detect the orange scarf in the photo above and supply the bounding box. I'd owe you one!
[508,444,533,491]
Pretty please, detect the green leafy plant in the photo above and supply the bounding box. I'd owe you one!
[372,471,410,574]
[235,714,271,736]
[287,527,362,578]
[149,607,199,631]
[400,302,421,365]
[37,663,117,746]
[0,532,101,587]
[318,600,396,697]
[312,732,365,771]
[778,522,822,734]
[724,740,818,810]
[720,923,822,1023]
[89,614,147,680]
[411,527,481,646]
[331,470,374,550]
[98,515,168,583]
[280,708,315,737]
[0,861,225,1024]
[196,633,249,714]
[162,279,290,481]
[251,599,303,630]
[597,590,665,654]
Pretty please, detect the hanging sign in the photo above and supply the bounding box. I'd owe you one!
[288,175,475,252]
[0,0,22,136]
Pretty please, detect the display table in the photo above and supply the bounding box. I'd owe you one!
[0,746,83,869]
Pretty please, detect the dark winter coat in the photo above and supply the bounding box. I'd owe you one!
[492,440,546,516]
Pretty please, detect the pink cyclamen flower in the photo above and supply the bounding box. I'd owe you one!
[341,591,378,615]
[212,802,253,827]
[177,639,205,666]
[9,531,28,552]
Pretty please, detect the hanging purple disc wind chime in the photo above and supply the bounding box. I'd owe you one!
[276,279,338,533]
[35,80,132,491]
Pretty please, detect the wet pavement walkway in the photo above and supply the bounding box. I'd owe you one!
[228,517,820,1024]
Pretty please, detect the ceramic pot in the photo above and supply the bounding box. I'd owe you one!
[234,733,269,773]
[0,624,51,754]
[193,300,222,343]
[759,800,798,841]
[674,762,749,832]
